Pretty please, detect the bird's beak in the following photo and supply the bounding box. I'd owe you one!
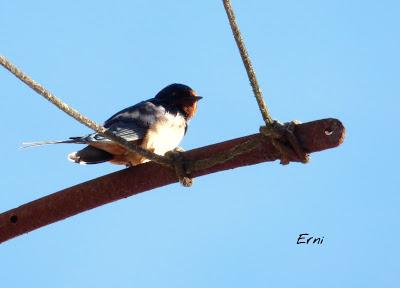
[195,96,203,101]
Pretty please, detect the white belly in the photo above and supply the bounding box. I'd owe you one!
[142,113,186,156]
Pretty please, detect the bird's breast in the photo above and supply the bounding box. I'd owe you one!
[141,113,186,156]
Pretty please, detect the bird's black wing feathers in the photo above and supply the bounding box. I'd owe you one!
[75,100,167,143]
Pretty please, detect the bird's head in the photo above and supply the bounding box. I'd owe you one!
[155,83,202,119]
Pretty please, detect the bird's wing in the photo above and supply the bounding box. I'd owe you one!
[21,100,169,148]
[71,100,166,143]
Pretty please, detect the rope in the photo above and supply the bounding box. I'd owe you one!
[222,0,273,125]
[222,0,309,164]
[165,149,193,187]
[190,139,259,172]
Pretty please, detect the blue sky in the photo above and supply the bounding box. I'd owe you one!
[1,1,399,287]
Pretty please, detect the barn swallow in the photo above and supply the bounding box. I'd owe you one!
[23,83,202,166]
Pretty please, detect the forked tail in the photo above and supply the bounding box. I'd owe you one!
[21,139,77,148]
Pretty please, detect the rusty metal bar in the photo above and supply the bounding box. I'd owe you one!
[0,118,345,244]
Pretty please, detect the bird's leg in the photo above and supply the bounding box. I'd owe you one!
[165,147,193,187]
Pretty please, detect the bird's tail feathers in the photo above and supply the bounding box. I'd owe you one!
[21,139,77,148]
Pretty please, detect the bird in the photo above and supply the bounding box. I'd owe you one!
[23,83,202,166]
